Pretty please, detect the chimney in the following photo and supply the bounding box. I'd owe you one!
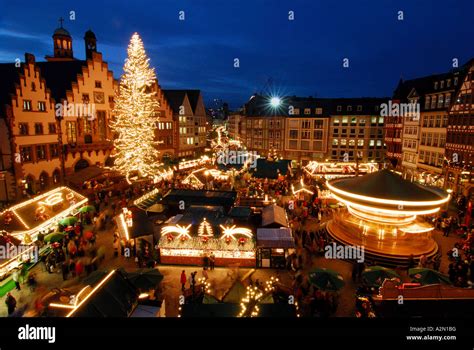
[24,53,35,64]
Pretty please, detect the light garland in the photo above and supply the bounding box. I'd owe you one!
[219,225,253,241]
[198,218,213,238]
[110,32,162,183]
[161,224,192,240]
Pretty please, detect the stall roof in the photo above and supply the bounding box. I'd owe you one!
[261,204,288,228]
[70,270,139,317]
[257,228,295,248]
[65,166,106,187]
[229,206,252,219]
[115,207,156,240]
[0,186,87,234]
[161,189,237,210]
[176,205,230,227]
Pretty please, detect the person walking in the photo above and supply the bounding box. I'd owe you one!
[12,269,21,291]
[180,270,187,292]
[209,253,215,270]
[5,293,16,316]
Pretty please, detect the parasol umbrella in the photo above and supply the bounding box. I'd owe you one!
[78,205,95,214]
[126,268,164,290]
[362,266,401,287]
[308,267,345,291]
[60,217,78,226]
[409,268,451,285]
[44,232,66,244]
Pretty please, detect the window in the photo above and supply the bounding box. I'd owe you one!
[19,123,28,135]
[435,115,441,127]
[98,111,106,140]
[289,140,298,149]
[315,108,323,115]
[376,140,382,147]
[34,123,43,135]
[82,120,91,136]
[432,134,439,147]
[313,130,323,140]
[427,133,432,146]
[447,79,451,88]
[434,82,438,90]
[333,128,339,136]
[36,145,46,160]
[431,96,437,109]
[332,138,339,146]
[369,140,375,147]
[38,101,46,112]
[421,132,427,145]
[359,118,366,125]
[342,117,348,125]
[293,108,300,115]
[337,105,342,112]
[82,94,90,103]
[347,105,352,111]
[333,117,340,125]
[445,94,451,107]
[440,81,444,89]
[357,139,364,147]
[357,105,362,111]
[304,108,311,115]
[350,129,356,135]
[23,100,32,111]
[20,146,32,162]
[31,82,36,91]
[95,81,102,88]
[419,150,425,162]
[302,120,311,129]
[378,116,384,124]
[289,130,298,139]
[48,123,56,134]
[49,144,59,158]
[429,116,435,127]
[437,95,444,108]
[340,139,347,146]
[301,140,310,150]
[440,134,446,147]
[422,116,428,127]
[349,139,355,147]
[66,121,77,143]
[425,96,430,110]
[314,120,324,129]
[351,117,357,125]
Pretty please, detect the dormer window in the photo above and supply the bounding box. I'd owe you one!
[440,81,444,89]
[357,105,362,111]
[347,105,352,111]
[447,79,451,88]
[434,82,438,90]
[337,105,342,112]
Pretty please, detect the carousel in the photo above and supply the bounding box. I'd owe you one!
[325,169,450,266]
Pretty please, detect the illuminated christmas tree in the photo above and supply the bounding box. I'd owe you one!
[111,33,160,182]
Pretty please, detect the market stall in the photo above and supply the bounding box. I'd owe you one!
[256,228,294,268]
[0,187,87,291]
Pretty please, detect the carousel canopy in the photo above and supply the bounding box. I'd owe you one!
[329,169,446,202]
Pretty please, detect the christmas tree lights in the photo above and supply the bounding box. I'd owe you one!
[111,33,161,183]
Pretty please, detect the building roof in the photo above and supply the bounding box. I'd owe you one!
[53,27,71,37]
[0,63,21,114]
[329,169,447,202]
[244,94,389,117]
[36,61,86,102]
[161,189,237,210]
[162,89,202,114]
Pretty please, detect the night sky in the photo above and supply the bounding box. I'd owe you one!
[1,0,473,108]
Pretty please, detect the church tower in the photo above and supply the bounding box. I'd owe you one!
[47,18,74,61]
[84,29,97,59]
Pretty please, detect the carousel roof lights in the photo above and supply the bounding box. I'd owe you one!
[326,181,450,207]
[332,193,442,216]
